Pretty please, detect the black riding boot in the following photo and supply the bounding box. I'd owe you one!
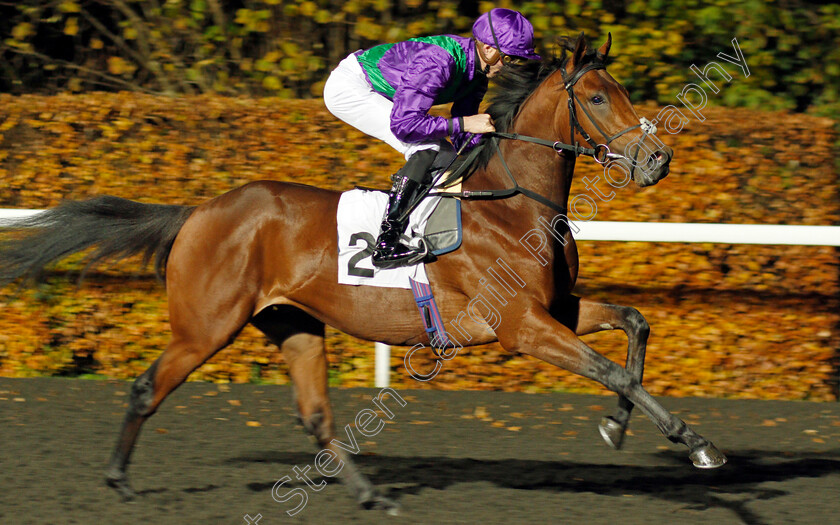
[372,150,436,269]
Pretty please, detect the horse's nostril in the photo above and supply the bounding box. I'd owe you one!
[648,151,667,167]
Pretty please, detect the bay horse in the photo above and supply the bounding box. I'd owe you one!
[0,34,726,512]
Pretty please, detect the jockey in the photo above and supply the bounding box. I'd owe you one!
[324,8,540,269]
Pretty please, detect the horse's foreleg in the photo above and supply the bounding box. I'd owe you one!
[252,310,399,514]
[554,296,649,449]
[501,304,726,468]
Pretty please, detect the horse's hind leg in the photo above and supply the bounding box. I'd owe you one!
[105,289,254,498]
[554,296,648,450]
[251,307,399,514]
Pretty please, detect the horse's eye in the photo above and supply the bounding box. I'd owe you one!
[591,95,605,105]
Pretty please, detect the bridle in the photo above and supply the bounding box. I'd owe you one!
[431,54,662,216]
[478,9,657,164]
[477,12,659,169]
[558,60,659,171]
[493,59,659,167]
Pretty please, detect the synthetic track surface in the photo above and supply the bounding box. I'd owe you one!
[1,378,838,525]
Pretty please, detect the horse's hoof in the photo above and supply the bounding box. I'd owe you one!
[361,494,400,516]
[689,443,727,469]
[106,475,137,501]
[598,416,625,450]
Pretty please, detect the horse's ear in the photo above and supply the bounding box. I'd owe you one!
[597,32,612,59]
[571,32,586,67]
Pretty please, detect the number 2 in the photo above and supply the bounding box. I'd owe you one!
[347,232,376,278]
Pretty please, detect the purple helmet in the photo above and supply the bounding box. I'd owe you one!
[472,8,541,61]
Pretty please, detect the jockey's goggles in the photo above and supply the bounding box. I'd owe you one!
[500,53,529,66]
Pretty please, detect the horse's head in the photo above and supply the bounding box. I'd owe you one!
[553,33,672,187]
[489,34,672,188]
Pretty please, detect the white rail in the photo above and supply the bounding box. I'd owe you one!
[570,221,840,246]
[0,209,43,223]
[375,342,391,388]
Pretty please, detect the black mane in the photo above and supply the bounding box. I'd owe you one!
[465,34,610,173]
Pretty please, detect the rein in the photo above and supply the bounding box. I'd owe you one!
[430,136,570,215]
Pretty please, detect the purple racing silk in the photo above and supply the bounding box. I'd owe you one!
[355,35,487,149]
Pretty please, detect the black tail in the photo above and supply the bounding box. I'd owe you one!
[0,196,196,284]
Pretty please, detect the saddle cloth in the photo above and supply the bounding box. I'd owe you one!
[336,188,461,289]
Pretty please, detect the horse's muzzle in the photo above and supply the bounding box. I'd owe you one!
[633,146,672,187]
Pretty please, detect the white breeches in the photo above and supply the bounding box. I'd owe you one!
[323,53,440,160]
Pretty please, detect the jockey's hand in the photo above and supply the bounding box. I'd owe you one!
[462,114,496,134]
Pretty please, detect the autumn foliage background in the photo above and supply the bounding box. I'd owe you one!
[0,1,838,401]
